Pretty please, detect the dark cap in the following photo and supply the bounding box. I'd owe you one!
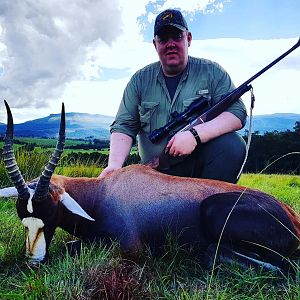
[154,9,188,36]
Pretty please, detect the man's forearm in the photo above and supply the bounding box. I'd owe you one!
[194,112,242,143]
[165,111,243,157]
[108,132,133,167]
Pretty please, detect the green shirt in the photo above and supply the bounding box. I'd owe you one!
[111,56,247,163]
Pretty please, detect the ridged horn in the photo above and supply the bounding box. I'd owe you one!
[34,103,66,202]
[2,100,30,200]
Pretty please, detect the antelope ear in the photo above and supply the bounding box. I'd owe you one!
[0,187,18,198]
[60,192,95,221]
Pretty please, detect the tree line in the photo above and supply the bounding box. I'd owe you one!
[59,122,300,174]
[1,122,299,174]
[242,121,300,174]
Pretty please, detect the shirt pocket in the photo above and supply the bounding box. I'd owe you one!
[138,102,160,134]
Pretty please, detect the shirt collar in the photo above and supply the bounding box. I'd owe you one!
[157,58,190,83]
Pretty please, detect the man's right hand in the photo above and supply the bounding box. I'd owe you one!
[98,132,133,178]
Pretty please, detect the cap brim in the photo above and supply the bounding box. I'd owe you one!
[171,24,186,31]
[155,23,186,36]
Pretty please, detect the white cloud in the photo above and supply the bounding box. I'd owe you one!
[156,0,227,14]
[59,37,299,123]
[0,0,299,125]
[189,38,300,115]
[0,0,122,109]
[0,0,228,122]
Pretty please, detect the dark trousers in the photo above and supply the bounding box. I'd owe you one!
[161,132,246,184]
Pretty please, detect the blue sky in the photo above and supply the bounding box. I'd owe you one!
[140,0,300,40]
[0,0,299,123]
[191,0,299,40]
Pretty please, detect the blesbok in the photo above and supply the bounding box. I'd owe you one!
[0,101,300,274]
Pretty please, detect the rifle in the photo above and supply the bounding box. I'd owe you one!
[149,38,300,170]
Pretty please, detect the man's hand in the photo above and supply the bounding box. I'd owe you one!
[98,132,133,178]
[99,163,122,178]
[164,112,243,157]
[165,131,197,157]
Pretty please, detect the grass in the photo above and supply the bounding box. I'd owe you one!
[0,228,299,299]
[55,165,102,178]
[239,174,300,211]
[0,150,52,187]
[0,138,90,150]
[12,137,90,147]
[0,152,299,299]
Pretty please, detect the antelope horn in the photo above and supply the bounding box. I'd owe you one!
[2,100,30,200]
[34,103,66,202]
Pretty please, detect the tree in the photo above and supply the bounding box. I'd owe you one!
[293,121,300,134]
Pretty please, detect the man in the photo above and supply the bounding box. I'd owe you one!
[100,9,247,183]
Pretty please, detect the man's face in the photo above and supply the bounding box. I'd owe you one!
[153,26,192,76]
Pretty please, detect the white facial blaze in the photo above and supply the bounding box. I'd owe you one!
[26,188,35,213]
[22,217,46,264]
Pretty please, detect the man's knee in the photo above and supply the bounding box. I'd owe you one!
[220,133,246,162]
[208,132,246,160]
[158,132,246,183]
[196,133,246,183]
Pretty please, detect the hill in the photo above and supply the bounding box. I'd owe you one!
[241,113,300,134]
[0,112,299,139]
[0,112,114,140]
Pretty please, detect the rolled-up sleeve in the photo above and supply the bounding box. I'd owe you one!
[211,63,247,127]
[110,74,141,140]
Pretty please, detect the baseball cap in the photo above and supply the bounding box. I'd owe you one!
[154,9,188,36]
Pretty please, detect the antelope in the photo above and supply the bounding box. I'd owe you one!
[0,101,300,274]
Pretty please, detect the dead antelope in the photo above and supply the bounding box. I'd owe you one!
[1,101,300,274]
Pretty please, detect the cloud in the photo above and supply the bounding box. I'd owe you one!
[0,1,299,125]
[189,38,300,115]
[0,0,122,109]
[0,0,227,118]
[157,0,226,14]
[58,37,299,124]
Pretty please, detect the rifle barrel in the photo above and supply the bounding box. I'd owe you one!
[243,38,300,87]
[149,38,300,144]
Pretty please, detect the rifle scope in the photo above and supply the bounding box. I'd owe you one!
[148,97,209,143]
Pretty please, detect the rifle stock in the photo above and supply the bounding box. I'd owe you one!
[148,38,300,171]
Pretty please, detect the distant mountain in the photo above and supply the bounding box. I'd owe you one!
[0,112,299,139]
[0,112,115,140]
[241,113,300,134]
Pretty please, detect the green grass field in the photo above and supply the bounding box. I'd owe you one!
[20,137,91,147]
[0,138,90,148]
[0,149,299,299]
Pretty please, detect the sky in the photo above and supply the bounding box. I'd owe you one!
[0,0,299,123]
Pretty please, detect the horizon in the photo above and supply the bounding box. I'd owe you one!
[0,0,299,123]
[1,111,299,126]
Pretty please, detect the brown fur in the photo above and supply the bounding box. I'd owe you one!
[9,164,300,271]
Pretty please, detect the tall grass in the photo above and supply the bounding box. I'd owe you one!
[0,149,104,184]
[0,150,52,187]
[0,151,299,299]
[55,164,102,178]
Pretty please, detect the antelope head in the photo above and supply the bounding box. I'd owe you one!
[1,101,93,265]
